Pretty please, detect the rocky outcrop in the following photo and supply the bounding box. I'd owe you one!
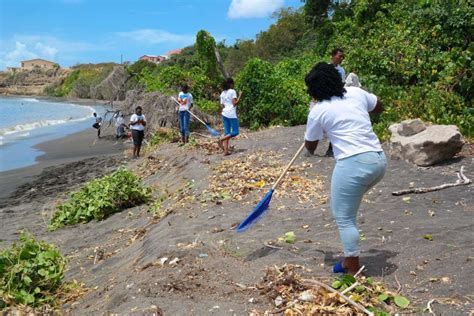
[389,119,464,166]
[0,68,70,95]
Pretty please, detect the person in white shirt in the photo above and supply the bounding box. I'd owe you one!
[304,62,386,275]
[92,112,102,138]
[115,113,127,139]
[129,106,146,158]
[217,78,242,156]
[177,84,193,144]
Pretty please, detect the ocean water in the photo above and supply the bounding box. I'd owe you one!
[0,97,101,172]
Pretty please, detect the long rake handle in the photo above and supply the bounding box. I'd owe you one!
[272,142,306,190]
[171,97,208,126]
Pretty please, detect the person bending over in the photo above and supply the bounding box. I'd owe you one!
[304,63,385,275]
[177,84,193,144]
[129,106,146,158]
[218,78,241,156]
[92,112,102,138]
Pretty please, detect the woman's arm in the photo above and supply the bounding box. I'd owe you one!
[305,140,319,155]
[370,98,383,114]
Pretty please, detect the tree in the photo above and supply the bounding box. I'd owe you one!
[195,30,229,81]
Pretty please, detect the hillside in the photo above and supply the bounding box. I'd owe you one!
[1,126,472,314]
[0,68,70,96]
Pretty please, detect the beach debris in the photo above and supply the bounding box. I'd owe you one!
[169,257,180,265]
[278,231,296,244]
[159,257,169,265]
[392,166,470,196]
[198,253,209,258]
[205,151,327,204]
[255,264,410,315]
[423,234,433,241]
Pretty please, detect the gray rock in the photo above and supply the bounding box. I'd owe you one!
[396,119,426,136]
[389,120,464,166]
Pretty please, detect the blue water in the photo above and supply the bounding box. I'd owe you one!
[0,97,102,172]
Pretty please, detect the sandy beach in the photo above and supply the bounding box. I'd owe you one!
[0,125,472,314]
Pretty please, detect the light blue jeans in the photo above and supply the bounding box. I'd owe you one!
[331,151,387,257]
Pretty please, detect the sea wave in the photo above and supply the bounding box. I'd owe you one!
[19,98,40,102]
[0,105,95,137]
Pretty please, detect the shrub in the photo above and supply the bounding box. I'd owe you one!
[0,233,66,309]
[149,128,181,146]
[49,168,151,230]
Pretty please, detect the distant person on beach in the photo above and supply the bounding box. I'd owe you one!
[304,63,385,275]
[177,84,193,144]
[129,106,146,158]
[92,112,102,138]
[115,113,127,139]
[217,78,241,156]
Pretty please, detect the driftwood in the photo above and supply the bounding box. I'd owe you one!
[301,278,374,316]
[392,166,471,196]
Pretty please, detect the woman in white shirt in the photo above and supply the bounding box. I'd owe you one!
[218,78,241,155]
[304,63,386,275]
[129,106,146,158]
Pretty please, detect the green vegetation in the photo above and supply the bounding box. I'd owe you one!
[49,168,151,230]
[45,63,118,98]
[149,127,180,146]
[0,233,66,309]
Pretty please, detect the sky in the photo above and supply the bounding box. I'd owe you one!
[0,0,301,70]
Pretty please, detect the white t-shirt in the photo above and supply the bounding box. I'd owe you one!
[304,87,382,160]
[178,92,193,112]
[130,114,146,131]
[335,64,346,82]
[220,89,237,119]
[115,116,125,127]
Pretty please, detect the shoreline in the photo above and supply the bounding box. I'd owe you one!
[0,129,129,200]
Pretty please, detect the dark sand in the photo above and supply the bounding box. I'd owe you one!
[0,129,129,201]
[0,126,472,315]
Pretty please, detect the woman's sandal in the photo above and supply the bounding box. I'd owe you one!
[333,262,347,273]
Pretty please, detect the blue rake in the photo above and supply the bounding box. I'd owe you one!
[171,97,220,137]
[236,143,306,232]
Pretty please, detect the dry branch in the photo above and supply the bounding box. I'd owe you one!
[301,278,374,316]
[392,166,471,196]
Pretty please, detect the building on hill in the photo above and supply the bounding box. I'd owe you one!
[163,48,183,59]
[21,59,58,71]
[139,55,166,64]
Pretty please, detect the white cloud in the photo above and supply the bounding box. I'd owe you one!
[117,29,194,45]
[228,0,285,19]
[0,35,98,69]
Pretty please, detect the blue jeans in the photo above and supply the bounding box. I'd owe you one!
[331,151,387,257]
[179,111,190,137]
[222,115,239,137]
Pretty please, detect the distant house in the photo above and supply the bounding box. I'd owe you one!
[21,58,57,71]
[139,55,166,64]
[163,48,183,59]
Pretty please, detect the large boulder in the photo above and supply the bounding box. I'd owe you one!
[389,119,464,166]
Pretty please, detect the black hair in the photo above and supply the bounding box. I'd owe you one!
[93,112,97,116]
[181,84,189,92]
[331,48,344,56]
[136,106,143,111]
[222,78,234,90]
[305,62,346,101]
